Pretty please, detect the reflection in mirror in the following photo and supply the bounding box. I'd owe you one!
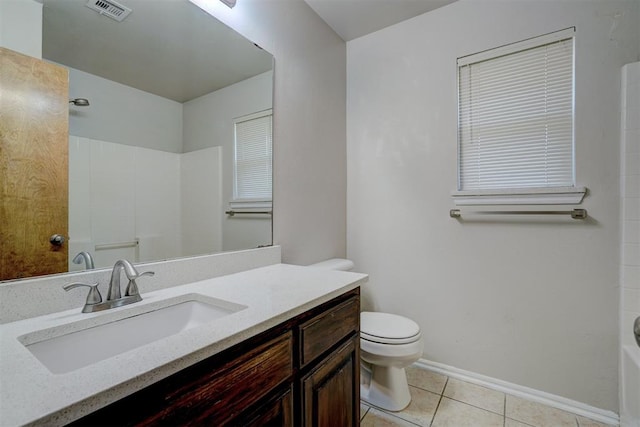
[1,0,273,281]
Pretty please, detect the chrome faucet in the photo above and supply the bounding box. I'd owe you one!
[108,259,143,300]
[72,251,95,270]
[64,259,154,313]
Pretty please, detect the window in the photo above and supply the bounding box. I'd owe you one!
[232,109,272,207]
[454,28,585,205]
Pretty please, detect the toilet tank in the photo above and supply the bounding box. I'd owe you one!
[308,258,354,271]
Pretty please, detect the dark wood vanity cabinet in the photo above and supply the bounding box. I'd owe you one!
[70,288,360,427]
[297,295,360,427]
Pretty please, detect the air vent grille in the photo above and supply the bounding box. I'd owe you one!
[85,0,132,22]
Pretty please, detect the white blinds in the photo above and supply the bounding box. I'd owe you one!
[234,110,272,200]
[457,30,575,191]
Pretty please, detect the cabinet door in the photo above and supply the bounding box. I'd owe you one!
[233,386,293,427]
[300,335,360,427]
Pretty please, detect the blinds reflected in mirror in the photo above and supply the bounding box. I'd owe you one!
[233,109,273,201]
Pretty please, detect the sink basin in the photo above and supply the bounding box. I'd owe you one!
[20,294,247,374]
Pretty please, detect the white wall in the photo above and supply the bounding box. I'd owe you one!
[347,0,639,413]
[183,71,272,251]
[67,67,184,153]
[0,0,42,58]
[190,0,347,265]
[183,71,272,153]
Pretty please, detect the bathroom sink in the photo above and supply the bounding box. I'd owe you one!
[20,295,247,374]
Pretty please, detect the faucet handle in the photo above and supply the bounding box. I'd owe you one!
[63,282,102,308]
[124,271,154,297]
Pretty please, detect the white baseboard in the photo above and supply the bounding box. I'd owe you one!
[414,358,620,426]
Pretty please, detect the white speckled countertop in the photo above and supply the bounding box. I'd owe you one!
[0,264,367,427]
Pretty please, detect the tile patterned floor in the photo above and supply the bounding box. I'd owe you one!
[360,365,615,427]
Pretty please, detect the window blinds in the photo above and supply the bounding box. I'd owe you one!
[457,29,575,192]
[234,111,272,200]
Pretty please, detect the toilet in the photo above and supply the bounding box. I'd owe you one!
[309,259,424,412]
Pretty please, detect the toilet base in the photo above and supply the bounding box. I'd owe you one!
[360,363,411,412]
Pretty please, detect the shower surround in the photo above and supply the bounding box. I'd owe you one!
[620,61,640,427]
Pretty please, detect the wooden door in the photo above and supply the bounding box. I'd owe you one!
[300,335,360,427]
[0,47,69,280]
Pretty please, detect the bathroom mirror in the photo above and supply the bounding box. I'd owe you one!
[1,0,273,281]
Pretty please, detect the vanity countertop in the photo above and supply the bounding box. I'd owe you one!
[0,263,367,426]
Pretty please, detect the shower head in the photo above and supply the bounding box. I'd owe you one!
[69,98,90,107]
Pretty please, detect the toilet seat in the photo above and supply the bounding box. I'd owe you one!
[360,334,424,360]
[361,331,421,345]
[361,312,421,344]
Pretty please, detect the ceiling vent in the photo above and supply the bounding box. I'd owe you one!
[85,0,132,22]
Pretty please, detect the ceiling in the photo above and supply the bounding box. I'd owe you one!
[41,0,456,102]
[303,0,458,41]
[42,0,273,103]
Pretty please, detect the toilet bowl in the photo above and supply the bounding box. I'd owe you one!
[360,311,423,411]
[308,259,424,412]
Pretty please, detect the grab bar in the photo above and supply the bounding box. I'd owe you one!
[449,208,587,220]
[95,239,139,251]
[225,210,272,217]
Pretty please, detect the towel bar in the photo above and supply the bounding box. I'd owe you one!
[225,210,272,217]
[95,240,139,250]
[449,208,587,220]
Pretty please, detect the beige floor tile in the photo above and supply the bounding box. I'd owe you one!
[361,407,420,427]
[431,397,504,427]
[443,377,505,414]
[361,403,371,421]
[576,415,616,427]
[405,365,448,394]
[383,386,441,426]
[505,417,535,427]
[506,395,578,426]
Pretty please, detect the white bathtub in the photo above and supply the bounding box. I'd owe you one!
[621,345,640,427]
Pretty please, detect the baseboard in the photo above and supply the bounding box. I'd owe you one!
[414,358,620,426]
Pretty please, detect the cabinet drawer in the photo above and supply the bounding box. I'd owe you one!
[298,296,359,367]
[156,331,293,426]
[72,331,293,426]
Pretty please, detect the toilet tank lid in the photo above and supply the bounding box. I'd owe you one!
[308,258,354,271]
[361,312,420,339]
